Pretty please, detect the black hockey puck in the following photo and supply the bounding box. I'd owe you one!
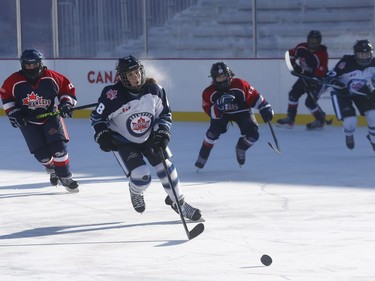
[260,254,272,266]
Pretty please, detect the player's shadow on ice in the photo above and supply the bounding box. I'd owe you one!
[0,176,127,192]
[0,221,189,246]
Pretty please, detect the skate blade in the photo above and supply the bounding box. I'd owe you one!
[276,123,294,129]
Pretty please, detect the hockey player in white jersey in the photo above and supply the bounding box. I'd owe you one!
[90,55,202,221]
[327,39,375,150]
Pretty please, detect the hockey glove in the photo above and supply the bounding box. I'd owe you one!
[95,130,119,152]
[259,101,274,122]
[292,63,303,74]
[215,93,235,112]
[8,107,27,128]
[59,102,74,118]
[331,79,349,95]
[151,128,171,151]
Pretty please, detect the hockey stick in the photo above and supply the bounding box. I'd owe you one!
[113,151,131,177]
[284,51,367,97]
[299,79,333,125]
[267,121,281,153]
[36,102,98,119]
[158,148,204,240]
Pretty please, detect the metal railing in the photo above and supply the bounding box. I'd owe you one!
[0,0,374,59]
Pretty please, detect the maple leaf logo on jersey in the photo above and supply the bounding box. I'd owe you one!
[132,117,151,132]
[22,92,51,110]
[106,89,118,100]
[348,79,367,91]
[338,61,346,69]
[127,112,154,137]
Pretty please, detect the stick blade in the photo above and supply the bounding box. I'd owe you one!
[268,142,281,154]
[188,223,205,240]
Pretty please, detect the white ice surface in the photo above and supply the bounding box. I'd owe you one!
[1,117,375,281]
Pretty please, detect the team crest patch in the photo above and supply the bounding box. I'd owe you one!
[338,62,346,69]
[348,79,366,90]
[127,112,154,137]
[22,92,51,110]
[106,89,118,100]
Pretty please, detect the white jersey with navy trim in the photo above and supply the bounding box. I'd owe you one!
[90,80,172,144]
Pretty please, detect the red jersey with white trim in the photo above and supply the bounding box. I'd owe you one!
[288,42,328,78]
[202,77,266,119]
[0,68,77,123]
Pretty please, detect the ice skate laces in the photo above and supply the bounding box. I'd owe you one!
[129,189,145,213]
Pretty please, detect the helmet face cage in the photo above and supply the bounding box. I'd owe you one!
[354,40,373,66]
[20,49,44,80]
[116,55,145,90]
[210,62,233,91]
[307,30,322,51]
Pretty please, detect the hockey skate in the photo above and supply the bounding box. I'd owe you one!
[195,156,207,169]
[235,145,246,166]
[235,137,249,166]
[46,168,58,186]
[59,175,79,193]
[165,195,202,221]
[276,116,294,129]
[129,186,145,213]
[306,119,324,130]
[367,135,375,151]
[346,135,354,150]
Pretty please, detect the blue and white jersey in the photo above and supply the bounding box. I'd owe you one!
[90,80,172,144]
[329,55,375,95]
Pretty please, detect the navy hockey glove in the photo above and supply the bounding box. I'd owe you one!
[215,93,235,112]
[95,130,119,152]
[151,128,170,151]
[8,107,27,128]
[59,102,73,118]
[259,101,274,122]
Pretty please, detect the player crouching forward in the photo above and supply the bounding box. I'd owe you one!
[195,62,274,169]
[90,55,201,221]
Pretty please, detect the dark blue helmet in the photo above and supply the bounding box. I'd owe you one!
[353,39,373,66]
[20,49,44,80]
[210,62,234,91]
[116,55,145,90]
[307,30,322,51]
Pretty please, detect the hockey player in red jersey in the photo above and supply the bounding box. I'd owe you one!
[327,39,375,150]
[0,49,79,192]
[194,61,274,169]
[277,30,329,130]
